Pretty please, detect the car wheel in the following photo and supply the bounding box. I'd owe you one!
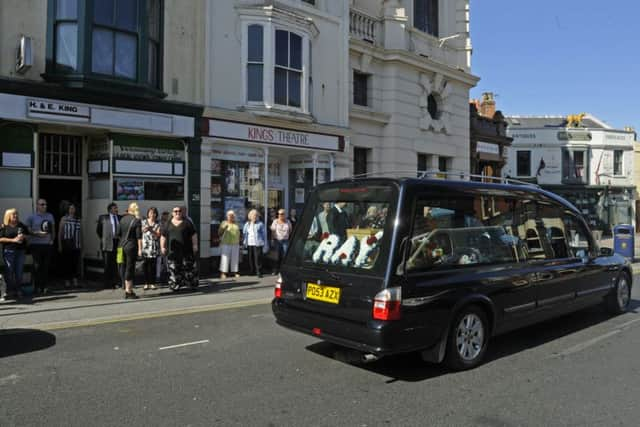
[444,305,489,371]
[606,273,631,315]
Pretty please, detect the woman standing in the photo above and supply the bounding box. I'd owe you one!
[118,202,142,299]
[270,209,292,275]
[141,207,161,290]
[218,210,240,279]
[0,209,30,300]
[160,206,198,290]
[242,209,268,278]
[58,203,82,288]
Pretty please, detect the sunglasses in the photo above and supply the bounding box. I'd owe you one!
[39,203,47,206]
[173,210,182,213]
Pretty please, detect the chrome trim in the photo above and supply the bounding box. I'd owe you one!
[504,301,536,314]
[538,293,574,307]
[576,284,614,297]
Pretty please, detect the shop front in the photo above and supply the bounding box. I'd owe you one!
[0,86,199,278]
[200,118,344,259]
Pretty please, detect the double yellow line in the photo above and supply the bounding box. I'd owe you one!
[25,298,272,331]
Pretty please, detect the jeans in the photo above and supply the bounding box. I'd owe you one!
[3,248,25,295]
[274,239,289,272]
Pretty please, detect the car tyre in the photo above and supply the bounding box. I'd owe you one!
[605,273,631,315]
[444,305,489,371]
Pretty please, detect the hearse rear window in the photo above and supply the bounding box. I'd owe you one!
[288,184,397,271]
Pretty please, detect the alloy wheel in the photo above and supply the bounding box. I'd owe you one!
[455,313,485,361]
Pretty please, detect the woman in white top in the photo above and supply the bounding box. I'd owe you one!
[270,209,292,275]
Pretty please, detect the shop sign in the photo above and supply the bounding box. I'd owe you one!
[476,141,500,155]
[27,99,90,122]
[557,131,592,141]
[114,145,185,161]
[209,120,341,151]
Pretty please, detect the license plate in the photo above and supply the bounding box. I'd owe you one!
[306,283,341,304]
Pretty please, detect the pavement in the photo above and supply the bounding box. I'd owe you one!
[0,274,276,330]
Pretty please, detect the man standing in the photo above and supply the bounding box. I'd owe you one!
[96,203,121,289]
[328,201,351,241]
[26,199,55,295]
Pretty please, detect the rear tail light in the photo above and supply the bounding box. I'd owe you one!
[274,275,283,299]
[372,287,402,320]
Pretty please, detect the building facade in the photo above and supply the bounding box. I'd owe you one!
[197,0,351,262]
[0,0,202,276]
[469,92,512,179]
[504,114,636,234]
[349,0,478,177]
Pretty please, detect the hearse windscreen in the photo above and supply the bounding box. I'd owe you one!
[287,183,397,272]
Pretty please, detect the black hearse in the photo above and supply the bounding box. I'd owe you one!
[272,177,632,370]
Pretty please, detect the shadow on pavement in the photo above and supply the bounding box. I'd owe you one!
[0,329,56,358]
[306,302,639,383]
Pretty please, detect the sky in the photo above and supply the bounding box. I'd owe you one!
[469,0,639,132]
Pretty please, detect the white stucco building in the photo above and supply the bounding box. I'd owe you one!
[348,0,478,176]
[504,114,636,233]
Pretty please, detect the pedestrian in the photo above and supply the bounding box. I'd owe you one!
[270,209,292,275]
[180,205,199,283]
[160,205,199,290]
[26,199,55,295]
[289,208,298,230]
[218,210,240,279]
[141,207,161,290]
[118,202,142,299]
[58,203,81,288]
[0,209,30,300]
[243,209,268,278]
[156,211,170,284]
[328,201,351,241]
[96,203,121,289]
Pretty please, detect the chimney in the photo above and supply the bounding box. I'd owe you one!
[479,92,496,119]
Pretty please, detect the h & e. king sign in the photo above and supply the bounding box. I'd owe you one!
[27,99,91,123]
[208,119,341,151]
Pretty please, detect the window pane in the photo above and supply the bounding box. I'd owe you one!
[56,0,78,20]
[56,23,78,71]
[274,67,287,105]
[290,33,302,70]
[275,30,289,67]
[147,0,161,40]
[94,0,114,25]
[247,64,263,102]
[116,0,138,31]
[147,42,158,86]
[353,72,368,106]
[288,70,301,107]
[115,32,137,79]
[0,169,31,198]
[248,25,263,62]
[92,28,114,74]
[414,0,426,31]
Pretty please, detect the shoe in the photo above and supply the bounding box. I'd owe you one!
[220,273,227,279]
[143,284,150,290]
[125,292,139,299]
[150,284,157,290]
[235,273,240,278]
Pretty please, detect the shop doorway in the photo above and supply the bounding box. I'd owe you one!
[38,178,82,278]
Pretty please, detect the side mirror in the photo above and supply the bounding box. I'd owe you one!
[599,247,614,257]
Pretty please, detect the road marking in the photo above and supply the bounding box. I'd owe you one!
[159,339,210,351]
[19,298,272,331]
[552,315,640,358]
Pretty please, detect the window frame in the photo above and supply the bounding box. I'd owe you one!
[516,151,531,177]
[241,20,310,114]
[562,148,588,184]
[613,150,624,176]
[413,0,439,37]
[45,0,164,96]
[353,70,369,107]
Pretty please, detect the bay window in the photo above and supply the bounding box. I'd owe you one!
[46,0,164,96]
[243,22,309,113]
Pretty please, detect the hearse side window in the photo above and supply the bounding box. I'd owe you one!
[562,213,593,258]
[538,202,570,259]
[404,194,527,272]
[511,200,549,260]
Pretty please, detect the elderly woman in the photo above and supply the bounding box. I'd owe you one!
[0,209,30,300]
[218,210,240,279]
[141,207,161,290]
[243,209,268,278]
[118,202,142,299]
[161,205,199,290]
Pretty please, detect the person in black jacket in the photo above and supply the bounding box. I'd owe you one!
[118,202,142,299]
[328,201,351,241]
